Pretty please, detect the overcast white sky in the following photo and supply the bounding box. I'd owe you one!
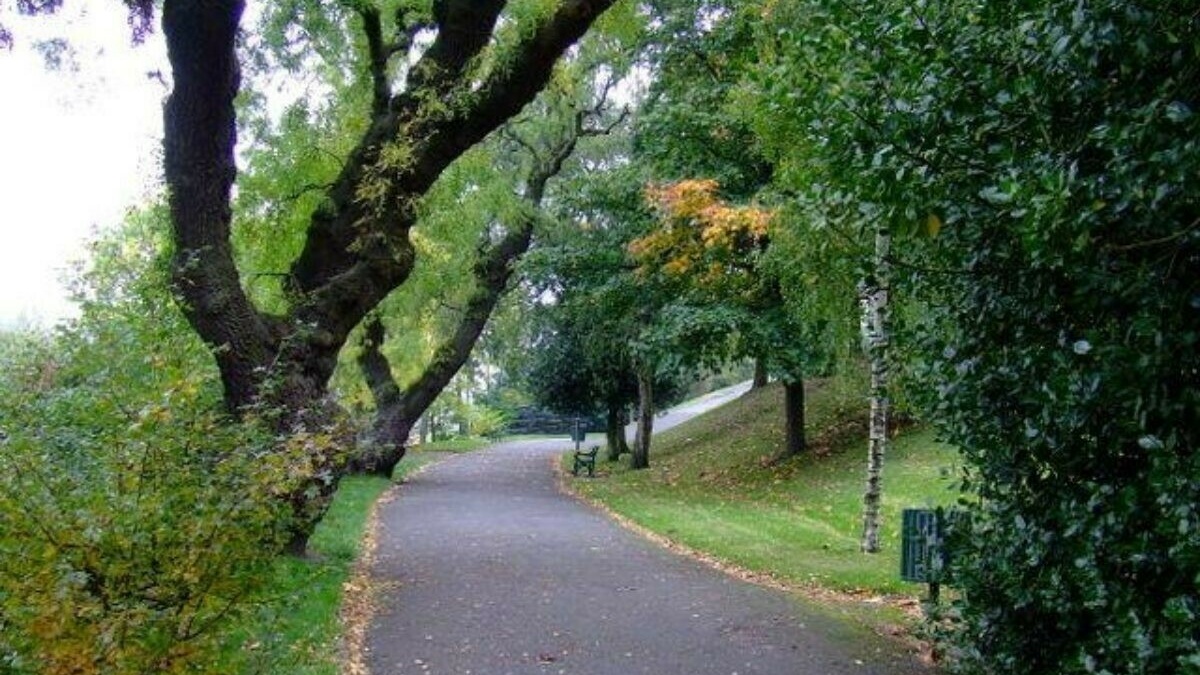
[0,6,166,327]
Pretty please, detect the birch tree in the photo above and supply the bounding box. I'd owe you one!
[859,223,890,553]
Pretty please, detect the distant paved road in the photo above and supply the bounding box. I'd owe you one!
[364,384,928,675]
[642,381,753,435]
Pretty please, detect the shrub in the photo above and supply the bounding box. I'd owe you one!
[900,3,1200,672]
[747,0,1199,670]
[0,210,303,673]
[0,381,290,674]
[466,405,512,438]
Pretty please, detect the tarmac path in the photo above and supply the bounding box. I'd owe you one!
[363,384,928,675]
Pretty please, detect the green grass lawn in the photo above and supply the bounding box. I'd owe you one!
[219,454,439,673]
[569,381,962,597]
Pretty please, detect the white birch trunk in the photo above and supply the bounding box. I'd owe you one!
[860,223,891,553]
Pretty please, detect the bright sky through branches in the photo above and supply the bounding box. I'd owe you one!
[0,6,165,327]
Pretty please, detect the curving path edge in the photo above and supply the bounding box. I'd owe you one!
[362,384,929,675]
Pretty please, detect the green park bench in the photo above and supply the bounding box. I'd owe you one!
[571,445,599,477]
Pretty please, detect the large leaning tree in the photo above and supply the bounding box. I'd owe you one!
[156,0,617,552]
[351,75,629,477]
[164,0,615,414]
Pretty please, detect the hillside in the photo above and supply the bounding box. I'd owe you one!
[570,381,961,596]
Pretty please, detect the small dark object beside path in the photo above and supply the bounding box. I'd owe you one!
[571,445,599,477]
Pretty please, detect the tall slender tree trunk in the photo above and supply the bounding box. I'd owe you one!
[752,358,769,389]
[779,377,806,459]
[605,401,630,461]
[631,369,654,470]
[860,224,891,553]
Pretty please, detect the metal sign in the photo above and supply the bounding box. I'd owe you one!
[901,508,947,584]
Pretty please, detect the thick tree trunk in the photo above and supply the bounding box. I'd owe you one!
[163,0,272,413]
[752,358,769,388]
[163,1,342,556]
[605,401,630,461]
[352,219,535,475]
[160,0,617,556]
[352,100,596,475]
[780,378,806,459]
[631,369,654,470]
[860,224,891,553]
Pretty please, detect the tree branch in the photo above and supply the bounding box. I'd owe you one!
[582,105,630,136]
[1104,216,1199,252]
[286,0,618,371]
[500,125,544,164]
[403,0,508,96]
[163,0,277,412]
[358,4,391,115]
[357,316,401,408]
[352,68,621,472]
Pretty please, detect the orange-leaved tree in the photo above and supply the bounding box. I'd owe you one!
[632,179,771,294]
[631,179,809,460]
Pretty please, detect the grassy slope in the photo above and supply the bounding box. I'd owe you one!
[571,381,961,597]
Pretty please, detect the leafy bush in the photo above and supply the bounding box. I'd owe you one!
[905,4,1198,672]
[466,405,512,439]
[0,376,290,674]
[745,0,1199,671]
[0,212,300,673]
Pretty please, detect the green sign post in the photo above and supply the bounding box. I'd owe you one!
[900,507,954,602]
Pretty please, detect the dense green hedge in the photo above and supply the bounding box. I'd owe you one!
[745,0,1199,671]
[907,3,1199,671]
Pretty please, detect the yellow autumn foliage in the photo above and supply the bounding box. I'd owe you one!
[632,179,774,291]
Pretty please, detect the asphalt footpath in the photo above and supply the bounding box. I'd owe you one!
[363,383,929,675]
